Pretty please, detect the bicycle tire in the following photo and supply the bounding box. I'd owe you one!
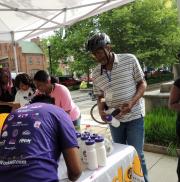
[90,103,108,125]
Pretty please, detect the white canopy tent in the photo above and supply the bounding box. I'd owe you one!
[0,0,135,73]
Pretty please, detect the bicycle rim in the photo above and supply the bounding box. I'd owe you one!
[90,103,108,125]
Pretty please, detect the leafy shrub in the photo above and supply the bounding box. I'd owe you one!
[146,73,173,85]
[144,107,177,147]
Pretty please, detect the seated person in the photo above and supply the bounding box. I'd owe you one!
[0,68,16,113]
[34,70,81,130]
[14,73,35,106]
[0,94,82,182]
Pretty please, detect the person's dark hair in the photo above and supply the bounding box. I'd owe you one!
[29,94,55,104]
[34,70,59,84]
[0,68,12,84]
[15,73,35,90]
[86,32,111,52]
[0,68,13,96]
[34,70,49,82]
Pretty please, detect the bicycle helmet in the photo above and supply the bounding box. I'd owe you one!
[86,32,111,52]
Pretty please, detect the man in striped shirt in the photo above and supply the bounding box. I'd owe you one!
[86,32,148,182]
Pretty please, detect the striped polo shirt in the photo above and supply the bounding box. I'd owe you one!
[92,53,145,123]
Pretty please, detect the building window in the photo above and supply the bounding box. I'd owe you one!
[2,45,7,55]
[28,57,33,64]
[36,58,41,65]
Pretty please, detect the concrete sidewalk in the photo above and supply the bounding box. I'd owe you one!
[145,151,178,182]
[71,90,178,182]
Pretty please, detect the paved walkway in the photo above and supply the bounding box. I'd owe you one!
[145,151,177,182]
[71,90,178,182]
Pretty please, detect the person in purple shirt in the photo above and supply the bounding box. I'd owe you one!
[0,94,82,182]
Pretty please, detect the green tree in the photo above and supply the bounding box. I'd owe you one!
[99,0,180,67]
[42,19,97,82]
[41,0,180,77]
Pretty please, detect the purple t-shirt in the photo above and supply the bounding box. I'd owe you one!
[0,103,78,182]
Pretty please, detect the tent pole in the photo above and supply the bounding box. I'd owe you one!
[10,31,18,74]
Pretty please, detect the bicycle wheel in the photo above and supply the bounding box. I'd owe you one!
[90,103,108,125]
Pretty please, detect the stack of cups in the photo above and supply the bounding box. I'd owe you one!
[95,136,107,167]
[85,138,98,170]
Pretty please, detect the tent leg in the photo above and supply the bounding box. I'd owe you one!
[13,44,18,74]
[10,31,18,74]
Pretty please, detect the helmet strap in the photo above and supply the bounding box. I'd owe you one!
[102,47,114,70]
[100,48,114,75]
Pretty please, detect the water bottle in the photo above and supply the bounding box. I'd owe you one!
[104,137,113,156]
[85,139,98,170]
[76,131,82,159]
[105,108,121,128]
[81,134,89,163]
[90,133,98,140]
[95,136,107,167]
[83,131,91,136]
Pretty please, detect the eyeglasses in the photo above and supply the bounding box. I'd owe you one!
[91,48,106,58]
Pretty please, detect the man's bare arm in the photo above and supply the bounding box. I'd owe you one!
[63,147,82,181]
[169,85,180,111]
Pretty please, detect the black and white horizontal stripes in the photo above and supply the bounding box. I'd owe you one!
[92,53,145,123]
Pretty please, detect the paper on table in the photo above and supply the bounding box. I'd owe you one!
[0,101,21,111]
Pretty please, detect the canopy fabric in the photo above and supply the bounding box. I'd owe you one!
[0,0,134,42]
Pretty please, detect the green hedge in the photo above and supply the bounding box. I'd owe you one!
[144,107,177,147]
[146,73,173,85]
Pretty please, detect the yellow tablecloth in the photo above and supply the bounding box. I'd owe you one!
[0,113,9,133]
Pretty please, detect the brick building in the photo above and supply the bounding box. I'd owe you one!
[0,40,47,77]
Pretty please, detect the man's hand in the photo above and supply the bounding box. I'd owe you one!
[99,110,108,122]
[119,101,134,116]
[118,79,146,117]
[97,95,108,122]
